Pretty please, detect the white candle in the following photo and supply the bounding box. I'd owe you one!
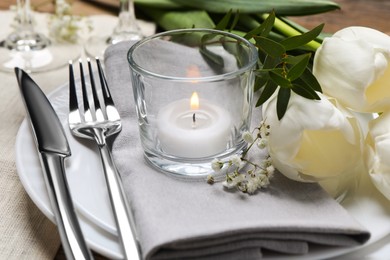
[157,92,231,158]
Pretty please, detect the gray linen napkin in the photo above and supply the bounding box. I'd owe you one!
[104,41,370,260]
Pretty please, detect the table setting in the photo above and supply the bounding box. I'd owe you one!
[2,0,390,259]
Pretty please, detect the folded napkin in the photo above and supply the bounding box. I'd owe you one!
[104,41,370,260]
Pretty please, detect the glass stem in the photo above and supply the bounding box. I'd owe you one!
[109,0,142,44]
[17,0,34,33]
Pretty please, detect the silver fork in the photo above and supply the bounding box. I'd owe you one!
[68,58,141,260]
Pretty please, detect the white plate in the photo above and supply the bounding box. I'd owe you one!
[15,84,390,259]
[15,83,118,235]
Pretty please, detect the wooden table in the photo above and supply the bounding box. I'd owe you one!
[1,0,390,259]
[290,0,390,34]
[1,0,389,34]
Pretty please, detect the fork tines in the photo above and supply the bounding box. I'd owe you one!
[69,58,116,124]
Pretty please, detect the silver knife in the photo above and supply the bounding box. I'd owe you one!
[15,68,93,260]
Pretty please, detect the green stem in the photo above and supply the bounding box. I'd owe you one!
[241,158,259,168]
[241,136,259,158]
[260,13,321,50]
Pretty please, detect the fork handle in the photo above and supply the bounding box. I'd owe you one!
[98,144,142,260]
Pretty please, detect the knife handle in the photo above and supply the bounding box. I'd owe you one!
[40,153,93,260]
[98,144,142,260]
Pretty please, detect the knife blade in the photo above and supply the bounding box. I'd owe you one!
[15,68,93,260]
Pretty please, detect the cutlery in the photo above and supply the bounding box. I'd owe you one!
[15,68,93,260]
[68,58,141,260]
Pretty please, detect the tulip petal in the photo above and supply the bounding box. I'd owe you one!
[313,26,390,112]
[263,90,363,182]
[365,112,390,200]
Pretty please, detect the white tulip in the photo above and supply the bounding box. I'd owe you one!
[313,26,390,113]
[262,90,364,182]
[365,112,390,200]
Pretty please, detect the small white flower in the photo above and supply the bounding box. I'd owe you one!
[211,158,223,172]
[257,138,268,149]
[208,122,274,194]
[229,155,243,168]
[259,176,270,188]
[231,173,246,185]
[259,158,272,169]
[264,158,273,167]
[246,178,258,194]
[56,0,72,15]
[259,121,270,138]
[266,165,275,178]
[48,0,92,43]
[206,174,215,184]
[242,131,255,144]
[255,168,267,176]
[222,180,235,189]
[223,172,246,190]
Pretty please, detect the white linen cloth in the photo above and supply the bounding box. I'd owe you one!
[104,40,370,260]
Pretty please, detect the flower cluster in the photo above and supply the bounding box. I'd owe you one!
[208,121,275,194]
[48,0,92,43]
[312,26,390,200]
[261,26,390,199]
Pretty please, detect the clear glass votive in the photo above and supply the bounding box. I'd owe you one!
[128,28,257,177]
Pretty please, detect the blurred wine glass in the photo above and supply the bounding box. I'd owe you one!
[0,0,81,73]
[3,0,50,51]
[84,0,143,59]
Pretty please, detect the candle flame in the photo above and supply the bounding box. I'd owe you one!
[190,92,199,110]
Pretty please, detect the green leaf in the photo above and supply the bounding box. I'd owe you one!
[230,10,240,31]
[169,0,340,16]
[240,14,261,33]
[262,54,282,70]
[215,9,233,30]
[292,83,321,100]
[256,47,266,64]
[280,23,324,50]
[269,70,291,88]
[254,74,267,92]
[287,53,311,81]
[222,38,247,68]
[277,87,291,120]
[283,53,308,65]
[244,11,275,39]
[300,68,322,92]
[135,0,182,9]
[256,80,278,107]
[199,36,225,68]
[256,68,284,74]
[199,48,224,67]
[278,16,328,42]
[141,8,215,30]
[255,36,285,57]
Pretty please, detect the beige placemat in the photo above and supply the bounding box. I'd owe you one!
[0,56,66,260]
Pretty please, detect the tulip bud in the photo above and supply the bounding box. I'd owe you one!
[365,112,390,200]
[313,26,390,113]
[262,90,364,183]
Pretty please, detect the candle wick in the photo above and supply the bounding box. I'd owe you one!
[192,113,196,128]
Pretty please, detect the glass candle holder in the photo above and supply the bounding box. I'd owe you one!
[128,29,257,177]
